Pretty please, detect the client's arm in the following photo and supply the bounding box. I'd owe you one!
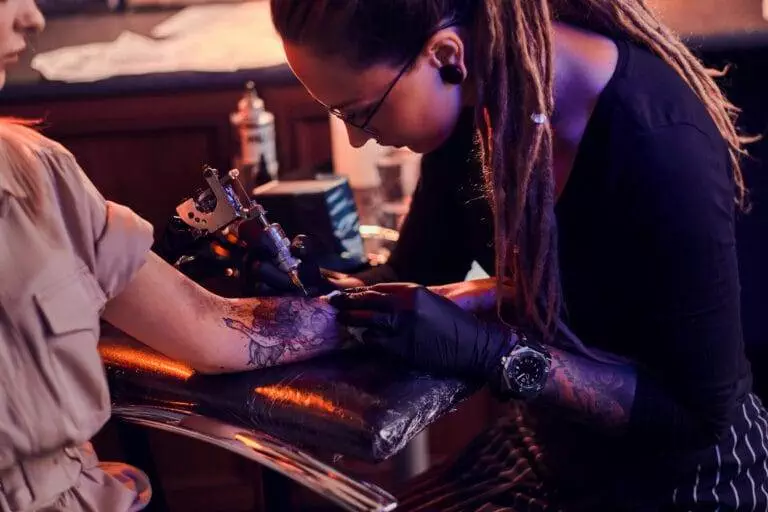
[103,251,346,374]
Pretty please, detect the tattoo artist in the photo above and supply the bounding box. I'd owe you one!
[261,0,768,510]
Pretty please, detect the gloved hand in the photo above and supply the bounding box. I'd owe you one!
[329,283,519,381]
[246,234,339,297]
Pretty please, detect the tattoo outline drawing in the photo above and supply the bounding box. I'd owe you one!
[223,298,340,368]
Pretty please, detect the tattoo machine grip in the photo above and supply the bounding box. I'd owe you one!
[174,165,308,295]
[255,207,307,295]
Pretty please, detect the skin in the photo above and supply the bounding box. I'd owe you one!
[285,34,466,153]
[284,22,639,431]
[102,253,347,374]
[0,0,44,89]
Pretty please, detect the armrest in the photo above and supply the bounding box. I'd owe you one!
[99,335,477,462]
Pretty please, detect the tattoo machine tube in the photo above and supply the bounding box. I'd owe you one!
[175,165,308,295]
[256,211,307,296]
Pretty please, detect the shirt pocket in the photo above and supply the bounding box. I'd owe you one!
[34,267,105,337]
[33,266,111,440]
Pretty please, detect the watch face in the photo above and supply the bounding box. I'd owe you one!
[511,353,547,390]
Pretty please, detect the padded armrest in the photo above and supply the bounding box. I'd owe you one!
[100,336,476,462]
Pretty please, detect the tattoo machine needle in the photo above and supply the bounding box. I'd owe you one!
[239,178,309,297]
[252,214,308,296]
[175,166,309,296]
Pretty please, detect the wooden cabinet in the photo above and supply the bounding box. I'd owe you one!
[0,81,332,236]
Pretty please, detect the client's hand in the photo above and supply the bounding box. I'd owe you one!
[329,283,518,380]
[247,234,339,297]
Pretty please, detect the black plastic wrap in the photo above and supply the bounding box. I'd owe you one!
[101,336,476,462]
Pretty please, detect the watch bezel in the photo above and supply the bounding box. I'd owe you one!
[500,342,552,400]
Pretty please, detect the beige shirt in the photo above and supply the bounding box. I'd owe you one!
[0,125,153,510]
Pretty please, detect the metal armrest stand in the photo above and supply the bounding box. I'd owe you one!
[111,402,397,512]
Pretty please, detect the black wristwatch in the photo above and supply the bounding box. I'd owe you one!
[498,333,552,400]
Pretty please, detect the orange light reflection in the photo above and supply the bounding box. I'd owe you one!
[254,386,340,415]
[253,385,365,427]
[235,433,264,451]
[100,345,195,380]
[235,434,301,475]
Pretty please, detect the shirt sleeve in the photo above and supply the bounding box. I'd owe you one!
[620,123,749,446]
[94,201,154,300]
[51,148,154,301]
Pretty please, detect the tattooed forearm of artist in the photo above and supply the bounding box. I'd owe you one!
[537,346,637,431]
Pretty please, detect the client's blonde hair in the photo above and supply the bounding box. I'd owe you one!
[0,118,49,219]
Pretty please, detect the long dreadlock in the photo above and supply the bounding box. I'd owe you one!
[473,0,748,349]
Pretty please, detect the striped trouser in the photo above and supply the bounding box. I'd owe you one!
[397,396,768,512]
[670,393,768,511]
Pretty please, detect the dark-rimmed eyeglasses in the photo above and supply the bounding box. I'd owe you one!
[328,54,416,136]
[327,19,462,136]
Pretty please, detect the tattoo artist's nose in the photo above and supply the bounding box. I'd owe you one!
[15,0,46,36]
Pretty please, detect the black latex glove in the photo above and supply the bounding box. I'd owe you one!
[247,234,339,297]
[329,283,518,381]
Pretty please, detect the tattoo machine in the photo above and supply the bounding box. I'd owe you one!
[175,165,308,296]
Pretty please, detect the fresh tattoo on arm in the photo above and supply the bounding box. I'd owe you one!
[538,346,637,431]
[222,297,349,369]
